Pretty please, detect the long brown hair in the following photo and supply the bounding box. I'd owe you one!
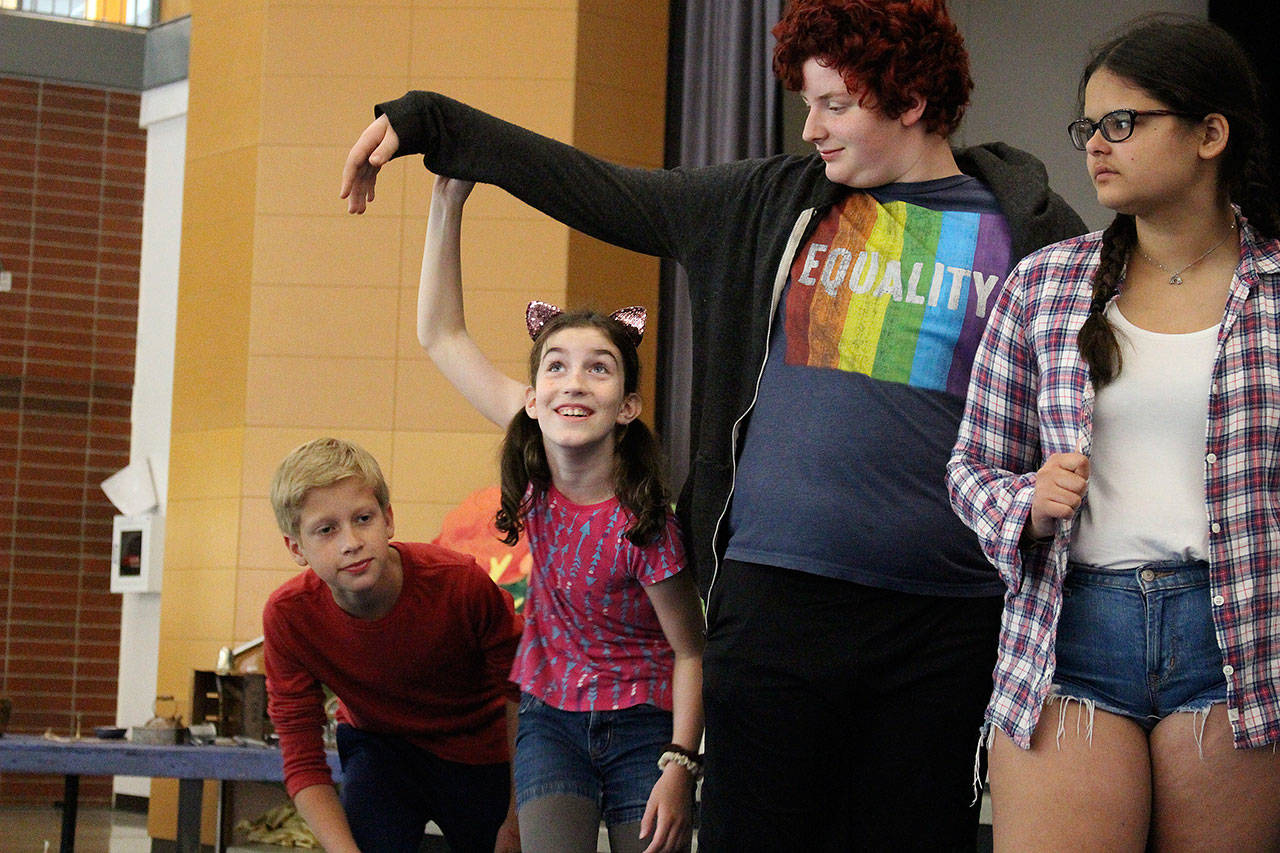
[495,309,670,547]
[1077,17,1278,386]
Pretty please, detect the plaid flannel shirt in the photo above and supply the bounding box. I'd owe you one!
[947,218,1280,750]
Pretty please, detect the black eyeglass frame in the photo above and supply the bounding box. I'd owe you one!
[1067,108,1202,151]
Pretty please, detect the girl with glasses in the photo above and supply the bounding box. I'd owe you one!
[948,16,1280,850]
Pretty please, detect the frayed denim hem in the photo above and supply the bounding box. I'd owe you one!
[971,724,994,805]
[1045,692,1224,759]
[970,695,1234,805]
[516,781,597,812]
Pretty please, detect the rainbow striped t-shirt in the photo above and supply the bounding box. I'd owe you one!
[725,175,1012,595]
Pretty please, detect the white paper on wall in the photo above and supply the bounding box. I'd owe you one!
[101,459,159,516]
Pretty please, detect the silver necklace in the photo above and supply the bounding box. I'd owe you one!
[1137,222,1237,285]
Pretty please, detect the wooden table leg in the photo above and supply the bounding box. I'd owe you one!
[59,773,79,853]
[176,778,203,853]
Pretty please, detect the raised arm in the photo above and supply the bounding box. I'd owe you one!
[418,175,527,427]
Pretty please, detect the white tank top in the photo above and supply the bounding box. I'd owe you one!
[1070,302,1219,569]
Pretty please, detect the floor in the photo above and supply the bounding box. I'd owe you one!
[0,804,571,852]
[1,804,150,852]
[0,804,284,853]
[0,802,991,852]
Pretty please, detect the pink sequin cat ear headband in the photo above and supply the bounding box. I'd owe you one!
[525,300,646,347]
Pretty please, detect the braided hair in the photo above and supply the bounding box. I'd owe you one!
[1076,16,1278,386]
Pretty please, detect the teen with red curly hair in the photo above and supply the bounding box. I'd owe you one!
[341,0,1083,848]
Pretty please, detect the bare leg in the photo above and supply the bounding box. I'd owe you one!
[1150,704,1280,850]
[518,794,600,853]
[988,699,1151,852]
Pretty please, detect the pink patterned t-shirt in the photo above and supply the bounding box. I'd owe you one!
[511,486,686,711]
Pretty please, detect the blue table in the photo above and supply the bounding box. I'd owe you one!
[0,734,340,853]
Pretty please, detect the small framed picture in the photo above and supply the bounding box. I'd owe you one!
[111,514,164,593]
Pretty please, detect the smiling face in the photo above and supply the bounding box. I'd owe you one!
[799,57,931,188]
[525,326,640,456]
[283,477,401,618]
[1082,68,1214,217]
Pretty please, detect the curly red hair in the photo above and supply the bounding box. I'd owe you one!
[773,0,972,136]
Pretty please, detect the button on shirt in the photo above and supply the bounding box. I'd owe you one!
[946,218,1280,750]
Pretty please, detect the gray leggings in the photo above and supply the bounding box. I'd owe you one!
[518,793,654,853]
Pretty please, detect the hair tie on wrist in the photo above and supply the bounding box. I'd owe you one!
[657,743,703,780]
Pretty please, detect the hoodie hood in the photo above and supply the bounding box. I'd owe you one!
[954,142,1086,264]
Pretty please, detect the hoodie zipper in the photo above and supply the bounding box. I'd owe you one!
[703,207,817,626]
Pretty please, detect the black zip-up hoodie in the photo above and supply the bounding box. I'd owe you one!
[378,91,1086,598]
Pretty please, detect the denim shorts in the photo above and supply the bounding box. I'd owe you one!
[1052,560,1227,728]
[514,693,671,826]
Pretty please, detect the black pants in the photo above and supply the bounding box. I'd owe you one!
[698,560,1002,852]
[337,724,510,853]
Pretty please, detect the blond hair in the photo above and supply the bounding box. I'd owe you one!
[269,437,390,537]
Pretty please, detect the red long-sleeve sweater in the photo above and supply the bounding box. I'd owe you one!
[264,541,523,796]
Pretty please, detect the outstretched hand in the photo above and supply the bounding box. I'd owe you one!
[1027,451,1090,541]
[340,114,400,214]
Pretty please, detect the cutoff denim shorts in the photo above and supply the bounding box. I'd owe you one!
[1052,559,1228,728]
[514,693,672,826]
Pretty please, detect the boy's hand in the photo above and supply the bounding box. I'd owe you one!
[1027,451,1090,541]
[493,811,521,853]
[341,114,400,214]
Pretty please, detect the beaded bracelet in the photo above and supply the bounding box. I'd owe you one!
[657,744,704,780]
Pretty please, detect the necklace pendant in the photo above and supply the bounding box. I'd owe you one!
[1169,273,1183,286]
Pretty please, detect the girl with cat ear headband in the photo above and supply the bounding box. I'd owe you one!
[417,176,704,853]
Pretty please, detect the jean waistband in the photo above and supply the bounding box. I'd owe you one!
[1066,559,1210,591]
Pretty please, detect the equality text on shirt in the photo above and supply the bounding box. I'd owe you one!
[796,244,1001,319]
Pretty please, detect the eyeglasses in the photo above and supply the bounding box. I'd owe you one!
[1067,108,1201,151]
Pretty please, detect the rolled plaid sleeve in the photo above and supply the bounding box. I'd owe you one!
[948,258,1045,595]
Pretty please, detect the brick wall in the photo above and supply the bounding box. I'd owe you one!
[0,75,144,805]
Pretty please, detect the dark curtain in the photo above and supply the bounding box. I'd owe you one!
[1208,1,1280,193]
[659,0,785,493]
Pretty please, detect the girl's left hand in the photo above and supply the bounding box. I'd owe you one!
[639,763,695,853]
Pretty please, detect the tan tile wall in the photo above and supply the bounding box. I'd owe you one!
[151,0,669,841]
[160,0,192,21]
